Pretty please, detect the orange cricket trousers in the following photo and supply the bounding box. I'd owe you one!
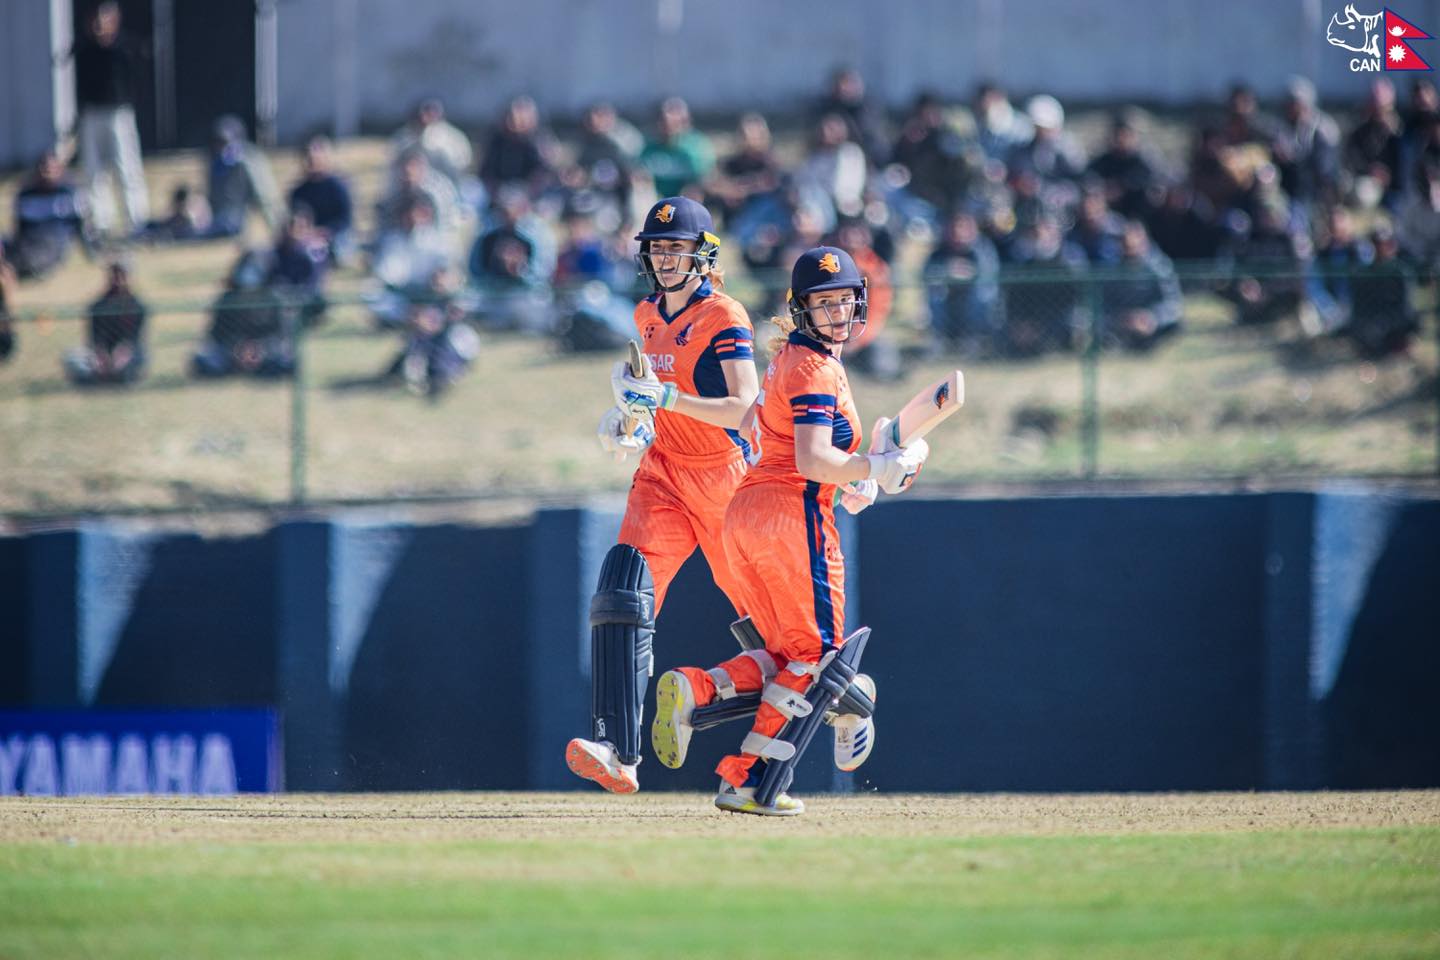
[617,447,748,616]
[674,479,848,787]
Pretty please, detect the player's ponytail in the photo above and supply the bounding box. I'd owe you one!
[704,260,726,290]
[767,311,796,354]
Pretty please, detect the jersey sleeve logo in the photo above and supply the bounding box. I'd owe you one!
[674,321,693,346]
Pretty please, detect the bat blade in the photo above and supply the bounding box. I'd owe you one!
[889,370,964,447]
[623,340,651,438]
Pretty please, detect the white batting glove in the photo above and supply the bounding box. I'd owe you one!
[866,438,929,495]
[597,405,653,462]
[611,360,677,420]
[868,415,898,454]
[840,478,879,515]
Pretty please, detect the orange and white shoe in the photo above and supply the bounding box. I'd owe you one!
[565,737,639,794]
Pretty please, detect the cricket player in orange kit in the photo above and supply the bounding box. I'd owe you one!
[565,197,759,795]
[650,247,931,816]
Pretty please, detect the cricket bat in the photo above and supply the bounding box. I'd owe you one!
[624,340,650,437]
[887,369,964,448]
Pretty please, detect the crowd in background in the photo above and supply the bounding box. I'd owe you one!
[2,1,1439,394]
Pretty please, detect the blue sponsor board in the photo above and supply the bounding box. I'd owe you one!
[0,710,282,795]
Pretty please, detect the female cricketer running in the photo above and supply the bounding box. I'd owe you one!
[565,196,759,794]
[648,246,930,816]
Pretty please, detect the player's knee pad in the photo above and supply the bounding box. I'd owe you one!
[589,543,655,765]
[752,627,872,807]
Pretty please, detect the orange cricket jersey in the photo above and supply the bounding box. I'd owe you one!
[634,278,755,464]
[741,330,862,495]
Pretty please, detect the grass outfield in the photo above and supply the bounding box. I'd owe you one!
[1,792,1437,959]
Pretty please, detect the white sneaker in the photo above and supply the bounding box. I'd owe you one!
[650,670,696,769]
[713,779,804,817]
[831,674,876,772]
[564,737,639,794]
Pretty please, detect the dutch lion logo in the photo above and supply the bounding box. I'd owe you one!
[934,382,950,410]
[817,252,841,274]
[655,203,675,224]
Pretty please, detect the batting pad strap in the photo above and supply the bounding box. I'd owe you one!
[707,668,738,700]
[740,731,797,762]
[761,682,814,719]
[742,649,778,683]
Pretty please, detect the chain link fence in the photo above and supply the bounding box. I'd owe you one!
[1,262,1435,515]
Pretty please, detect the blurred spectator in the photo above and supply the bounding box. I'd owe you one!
[377,148,462,240]
[193,251,294,378]
[385,270,479,398]
[1303,207,1369,337]
[1342,226,1418,358]
[1087,110,1161,219]
[208,115,282,238]
[1345,79,1404,210]
[640,97,716,198]
[479,96,556,200]
[1400,78,1439,160]
[9,150,86,279]
[572,102,643,230]
[924,209,1001,355]
[1221,83,1275,148]
[1000,216,1087,356]
[831,219,897,380]
[469,187,555,332]
[73,1,149,236]
[1271,77,1340,212]
[553,203,636,350]
[370,193,457,329]
[707,113,781,226]
[801,113,868,221]
[1147,183,1227,266]
[818,67,889,167]
[267,208,329,327]
[288,135,354,264]
[889,92,973,217]
[391,97,474,193]
[1219,202,1307,325]
[1010,95,1088,188]
[972,82,1033,164]
[1395,161,1440,271]
[63,261,146,385]
[0,245,17,363]
[142,184,212,242]
[1066,184,1125,265]
[1190,125,1255,216]
[1099,221,1182,351]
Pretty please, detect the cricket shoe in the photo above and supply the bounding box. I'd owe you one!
[650,670,695,769]
[830,673,876,772]
[565,738,639,794]
[713,779,804,817]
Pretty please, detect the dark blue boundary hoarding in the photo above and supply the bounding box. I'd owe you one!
[0,709,282,795]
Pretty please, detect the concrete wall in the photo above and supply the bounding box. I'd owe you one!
[2,490,1437,792]
[0,0,73,169]
[273,0,1440,141]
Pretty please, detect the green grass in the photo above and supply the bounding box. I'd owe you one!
[1,828,1436,959]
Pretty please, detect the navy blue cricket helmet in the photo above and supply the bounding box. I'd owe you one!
[787,246,869,343]
[634,197,721,293]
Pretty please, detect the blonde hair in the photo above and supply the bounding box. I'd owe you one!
[766,308,796,354]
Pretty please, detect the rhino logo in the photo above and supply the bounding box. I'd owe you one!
[1328,3,1382,58]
